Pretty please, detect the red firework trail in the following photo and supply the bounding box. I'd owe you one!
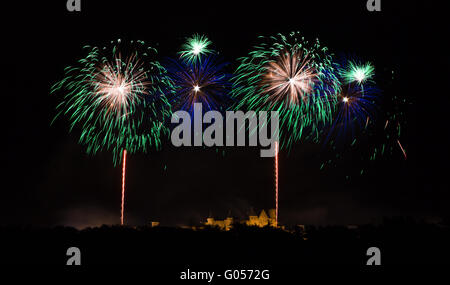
[121,149,127,225]
[397,140,407,160]
[275,141,279,227]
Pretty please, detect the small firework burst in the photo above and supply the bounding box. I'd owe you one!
[178,34,213,65]
[340,60,375,85]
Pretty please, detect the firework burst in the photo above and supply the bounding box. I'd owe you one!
[165,54,231,113]
[341,60,375,85]
[262,50,318,106]
[178,34,213,65]
[51,40,173,165]
[232,32,340,150]
[93,54,143,118]
[324,80,379,146]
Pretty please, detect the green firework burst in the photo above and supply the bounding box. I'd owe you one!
[340,60,375,85]
[51,39,173,165]
[178,34,213,65]
[231,31,340,149]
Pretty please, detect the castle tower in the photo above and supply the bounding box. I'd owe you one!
[259,210,269,227]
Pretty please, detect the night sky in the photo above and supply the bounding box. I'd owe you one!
[3,0,448,228]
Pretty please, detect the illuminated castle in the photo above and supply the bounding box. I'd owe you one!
[204,209,277,230]
[245,209,277,227]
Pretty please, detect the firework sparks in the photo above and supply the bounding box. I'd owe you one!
[397,139,407,159]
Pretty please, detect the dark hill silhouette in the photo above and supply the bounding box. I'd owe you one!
[1,217,449,264]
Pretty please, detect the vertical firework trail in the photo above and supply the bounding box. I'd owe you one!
[121,149,127,225]
[231,32,339,227]
[275,141,279,227]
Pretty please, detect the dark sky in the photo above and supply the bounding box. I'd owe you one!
[3,0,448,228]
